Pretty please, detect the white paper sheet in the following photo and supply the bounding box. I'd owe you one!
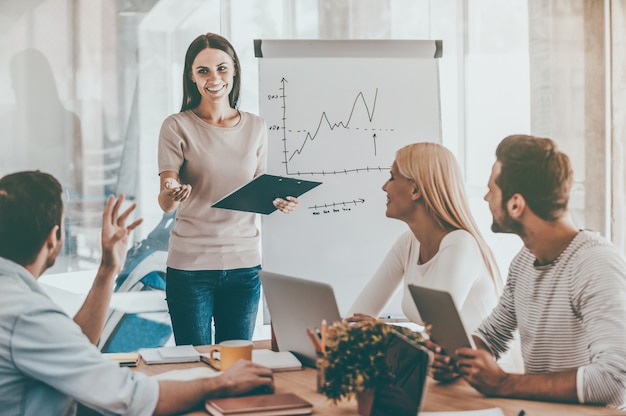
[109,291,167,313]
[40,268,168,315]
[39,283,86,316]
[39,269,98,293]
[152,366,220,381]
[420,408,505,416]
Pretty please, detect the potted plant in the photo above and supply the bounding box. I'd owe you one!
[317,320,428,415]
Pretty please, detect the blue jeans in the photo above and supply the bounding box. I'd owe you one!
[165,265,261,345]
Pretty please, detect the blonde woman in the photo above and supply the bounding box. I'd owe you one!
[348,142,502,334]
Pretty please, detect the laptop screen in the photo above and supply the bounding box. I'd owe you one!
[260,271,342,367]
[370,329,432,416]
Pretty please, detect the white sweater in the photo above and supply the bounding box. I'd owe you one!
[348,229,499,333]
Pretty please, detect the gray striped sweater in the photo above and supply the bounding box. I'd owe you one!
[476,230,626,408]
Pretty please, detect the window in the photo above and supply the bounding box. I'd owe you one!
[0,0,618,279]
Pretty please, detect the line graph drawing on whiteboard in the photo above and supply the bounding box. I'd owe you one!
[257,40,443,316]
[284,82,389,161]
[267,77,404,176]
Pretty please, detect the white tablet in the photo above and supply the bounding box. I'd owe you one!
[407,284,476,361]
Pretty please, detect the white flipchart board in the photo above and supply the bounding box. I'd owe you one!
[256,39,443,317]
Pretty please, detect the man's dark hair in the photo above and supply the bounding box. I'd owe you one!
[0,171,63,265]
[496,135,573,221]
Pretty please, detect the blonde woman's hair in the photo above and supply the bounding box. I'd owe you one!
[395,142,502,293]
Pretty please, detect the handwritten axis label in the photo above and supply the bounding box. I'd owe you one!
[309,198,365,215]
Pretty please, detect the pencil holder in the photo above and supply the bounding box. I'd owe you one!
[316,353,326,393]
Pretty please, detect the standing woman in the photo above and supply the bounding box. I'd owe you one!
[158,33,297,345]
[348,142,502,335]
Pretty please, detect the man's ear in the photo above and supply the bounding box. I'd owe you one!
[506,193,526,219]
[46,225,60,250]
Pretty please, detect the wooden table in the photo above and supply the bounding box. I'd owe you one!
[136,343,625,416]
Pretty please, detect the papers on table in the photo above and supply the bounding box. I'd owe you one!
[421,408,505,416]
[152,366,220,381]
[251,349,302,372]
[139,345,200,364]
[198,349,303,372]
[39,269,98,316]
[40,269,168,316]
[40,269,98,293]
[41,284,168,316]
[39,283,86,317]
[109,291,167,313]
[40,280,167,316]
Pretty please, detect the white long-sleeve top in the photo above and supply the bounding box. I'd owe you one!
[348,229,499,333]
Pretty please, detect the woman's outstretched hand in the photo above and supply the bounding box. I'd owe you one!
[164,178,192,203]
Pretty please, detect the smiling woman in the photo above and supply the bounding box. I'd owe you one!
[156,33,298,347]
[188,45,241,125]
[348,142,503,339]
[157,33,263,347]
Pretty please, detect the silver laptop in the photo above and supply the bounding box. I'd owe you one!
[260,271,342,367]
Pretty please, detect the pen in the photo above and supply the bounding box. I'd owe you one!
[517,410,525,416]
[321,319,327,354]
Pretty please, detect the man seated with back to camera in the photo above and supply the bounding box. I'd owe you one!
[0,170,274,416]
[428,135,626,409]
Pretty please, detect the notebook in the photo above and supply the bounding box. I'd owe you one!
[407,285,476,361]
[205,392,312,416]
[138,345,200,365]
[212,174,322,215]
[259,271,342,367]
[199,349,302,372]
[251,349,302,372]
[103,352,139,367]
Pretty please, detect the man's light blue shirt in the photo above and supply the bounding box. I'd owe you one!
[0,257,159,415]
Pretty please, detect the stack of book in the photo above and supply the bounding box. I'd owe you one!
[205,392,312,416]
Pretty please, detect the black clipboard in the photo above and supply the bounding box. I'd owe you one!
[211,174,322,215]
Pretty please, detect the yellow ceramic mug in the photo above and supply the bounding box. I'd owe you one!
[208,340,253,371]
